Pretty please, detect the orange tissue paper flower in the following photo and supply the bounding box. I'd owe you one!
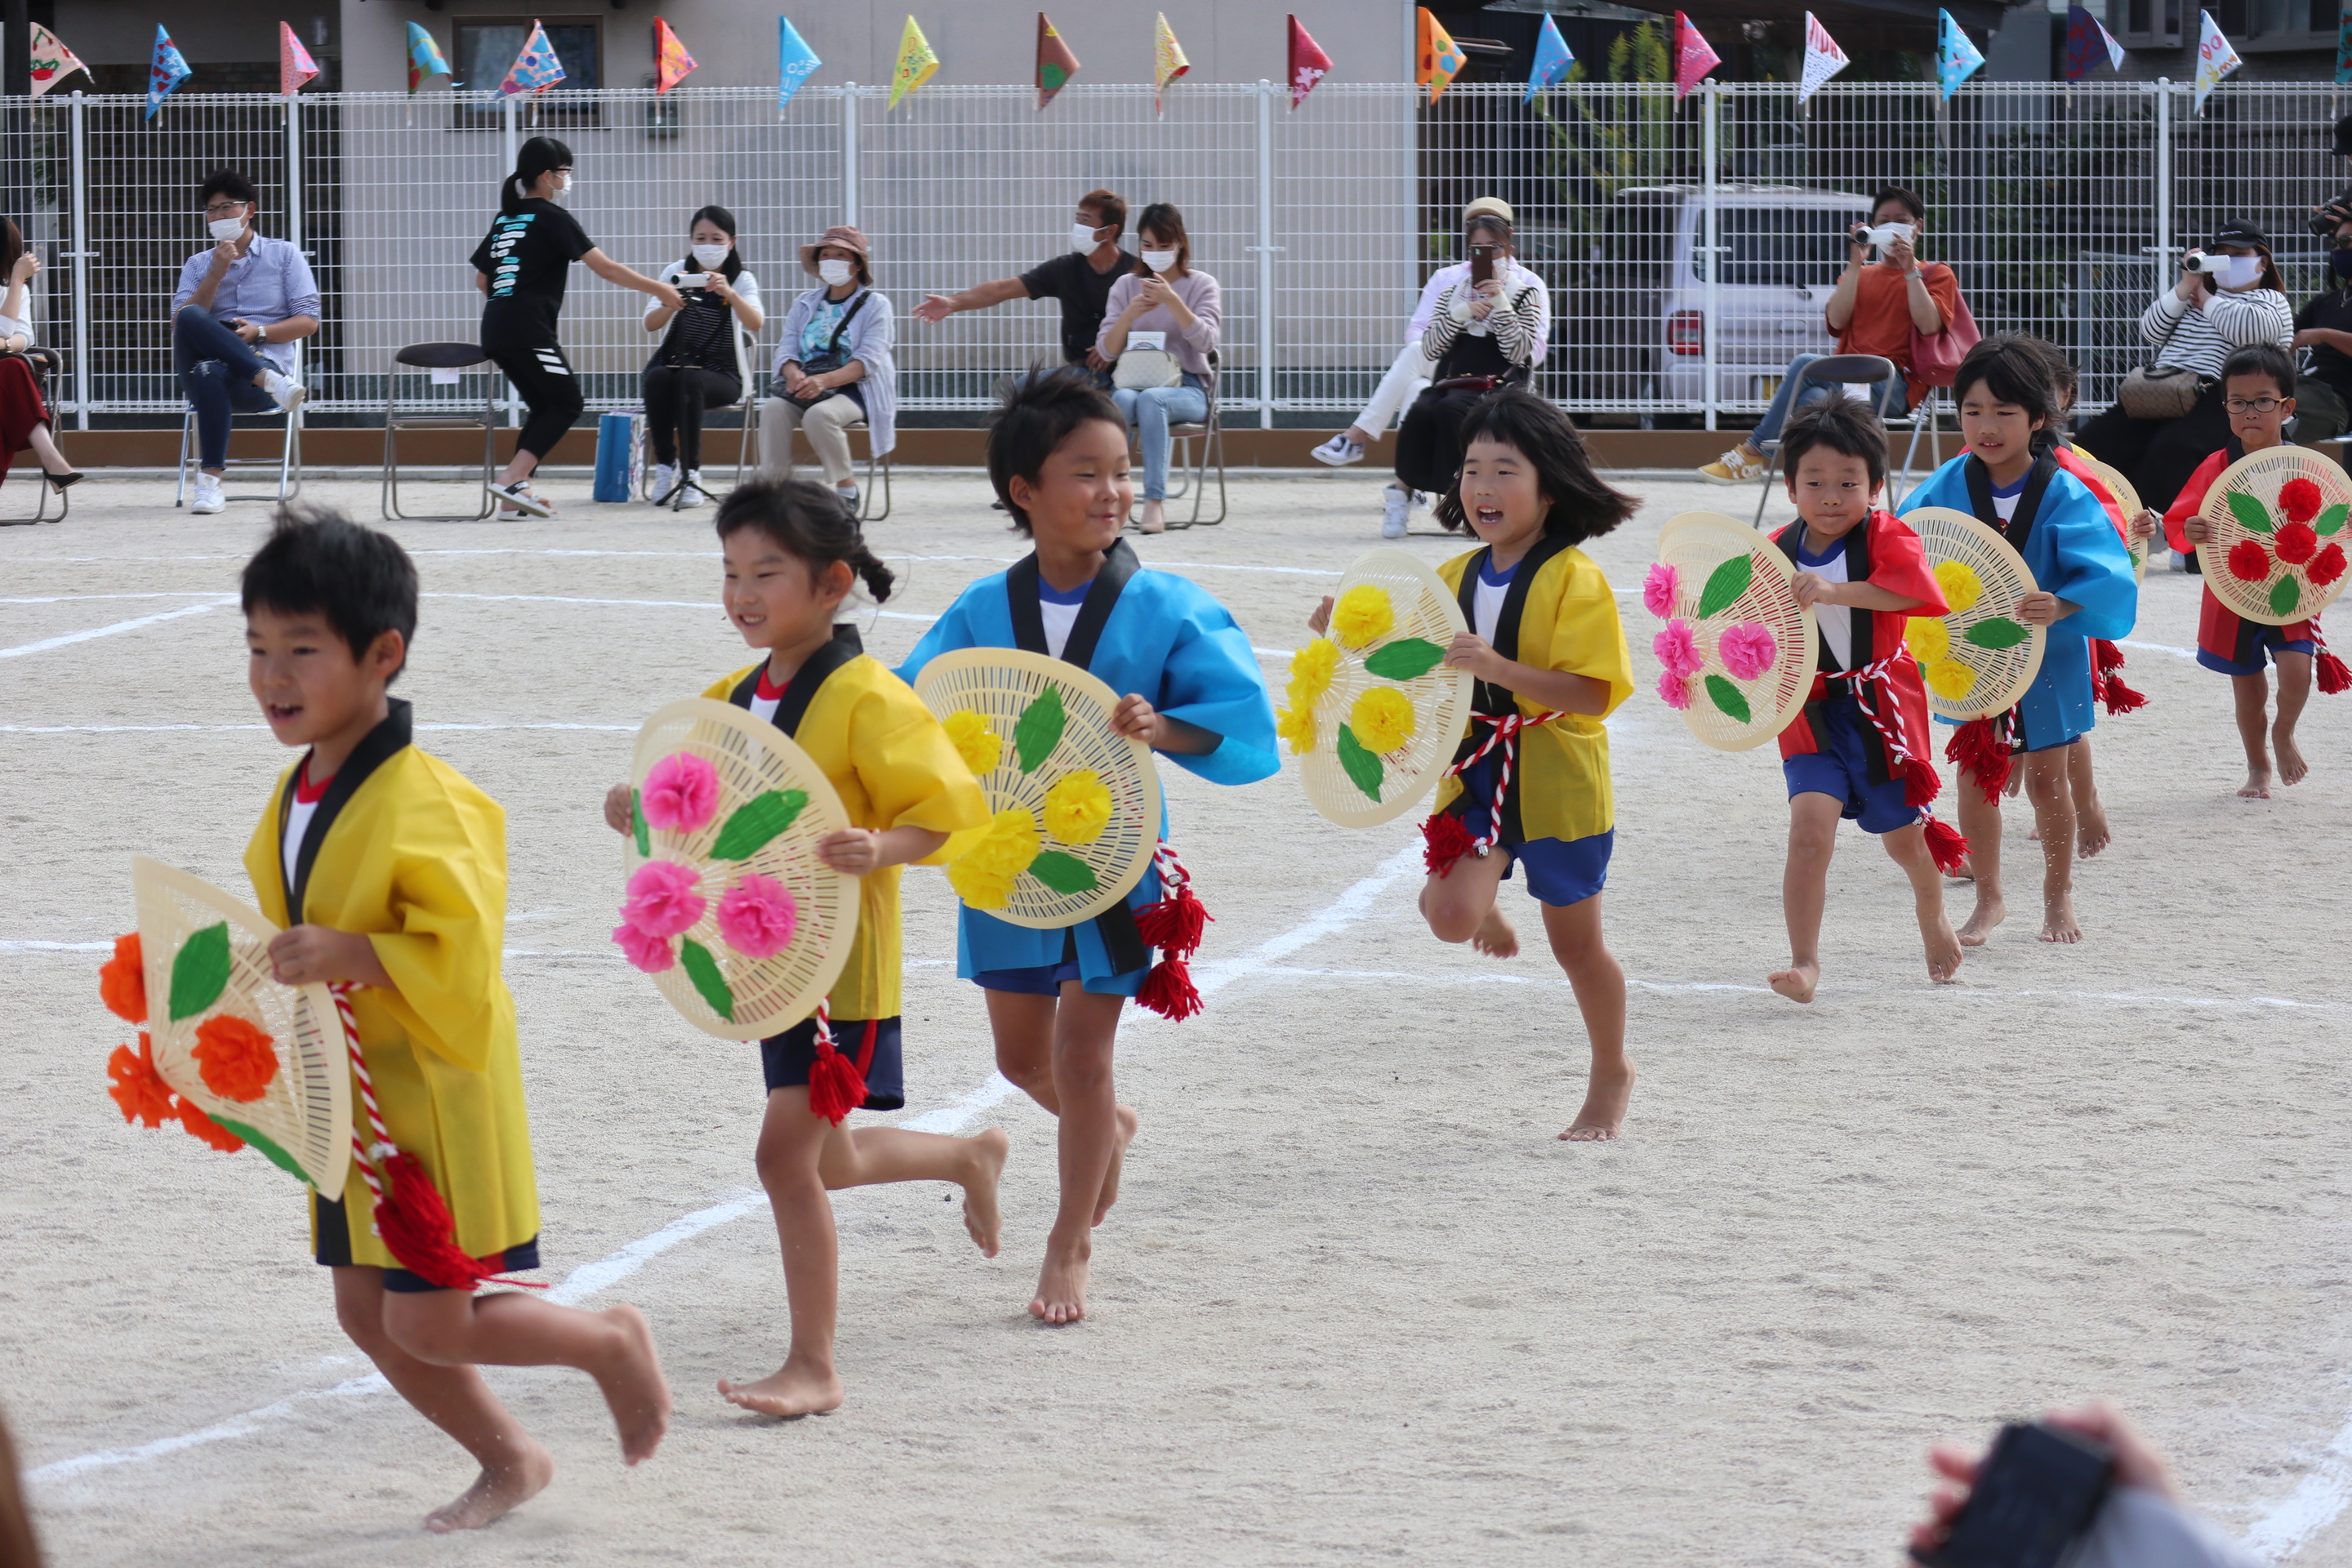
[178,1099,246,1153]
[107,1033,176,1129]
[2278,476,2323,523]
[99,932,146,1024]
[191,1013,279,1102]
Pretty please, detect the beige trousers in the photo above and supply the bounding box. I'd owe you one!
[758,394,863,486]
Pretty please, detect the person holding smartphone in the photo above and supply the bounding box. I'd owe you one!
[641,204,764,506]
[1389,210,1547,533]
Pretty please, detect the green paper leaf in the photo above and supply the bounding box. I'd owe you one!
[2317,503,2349,537]
[1696,553,1754,619]
[168,923,232,1022]
[1335,724,1384,801]
[1362,637,1446,681]
[1703,675,1752,724]
[630,790,650,857]
[679,938,734,1021]
[710,789,808,860]
[2228,491,2277,536]
[2270,572,2301,617]
[214,1117,309,1183]
[1962,617,2031,650]
[1014,684,1067,773]
[1026,850,1098,895]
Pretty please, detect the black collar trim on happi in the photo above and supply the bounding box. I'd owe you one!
[280,697,414,921]
[728,623,864,737]
[1006,538,1139,670]
[1962,452,2058,556]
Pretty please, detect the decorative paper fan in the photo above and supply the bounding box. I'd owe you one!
[117,856,351,1194]
[1646,512,1819,751]
[1287,549,1475,826]
[2079,454,2148,583]
[1901,506,2047,720]
[912,648,1160,929]
[621,699,857,1040]
[2195,446,2352,626]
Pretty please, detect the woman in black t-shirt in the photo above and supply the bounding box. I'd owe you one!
[469,136,679,518]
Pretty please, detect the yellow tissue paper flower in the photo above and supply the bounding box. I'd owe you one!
[1329,584,1396,648]
[1349,687,1415,753]
[946,808,1040,908]
[942,710,1002,777]
[1042,769,1113,844]
[1285,638,1340,711]
[1925,658,1978,701]
[1904,616,1951,666]
[1276,703,1316,756]
[1934,560,1984,616]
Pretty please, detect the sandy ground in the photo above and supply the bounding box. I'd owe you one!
[2,465,2349,1567]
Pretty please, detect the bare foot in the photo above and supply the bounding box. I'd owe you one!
[1766,962,1819,1004]
[2076,803,2111,858]
[1919,907,1963,983]
[2039,890,2082,944]
[1092,1105,1140,1227]
[2277,731,2309,786]
[592,1304,670,1464]
[717,1357,845,1419]
[1030,1236,1090,1325]
[423,1441,555,1533]
[1560,1060,1635,1142]
[1471,906,1519,959]
[961,1127,1009,1258]
[2238,764,2272,800]
[1956,895,2006,947]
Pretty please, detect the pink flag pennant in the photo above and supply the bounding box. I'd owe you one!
[1673,11,1721,103]
[279,22,321,99]
[499,20,567,96]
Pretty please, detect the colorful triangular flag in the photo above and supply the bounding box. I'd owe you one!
[2336,3,2352,83]
[29,23,88,97]
[146,25,192,121]
[1797,13,1848,103]
[889,16,939,109]
[1524,15,1575,104]
[653,18,696,95]
[1673,11,1720,102]
[1417,8,1466,101]
[1037,13,1081,111]
[279,22,320,99]
[2194,10,2240,111]
[1936,10,1985,100]
[2062,5,2124,78]
[499,20,566,96]
[1153,12,1190,118]
[406,22,452,94]
[1288,16,1333,109]
[777,17,822,114]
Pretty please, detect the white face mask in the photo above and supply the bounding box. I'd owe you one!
[1141,249,1178,274]
[690,243,731,270]
[2218,253,2263,288]
[817,258,855,287]
[554,172,572,197]
[208,215,246,243]
[1071,223,1102,252]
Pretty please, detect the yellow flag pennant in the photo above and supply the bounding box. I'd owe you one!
[889,15,939,109]
[1152,11,1190,118]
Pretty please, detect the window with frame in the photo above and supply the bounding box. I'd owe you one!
[2237,0,2342,49]
[453,19,603,126]
[2108,0,2184,47]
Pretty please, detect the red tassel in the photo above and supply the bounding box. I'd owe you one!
[807,1040,867,1126]
[1922,816,1970,875]
[2091,639,2146,715]
[1135,956,1202,1021]
[2100,671,2147,715]
[1901,758,1941,808]
[2320,649,2351,695]
[1134,884,1209,959]
[2093,638,2127,674]
[1945,718,2011,804]
[373,1148,546,1292]
[1422,812,1474,879]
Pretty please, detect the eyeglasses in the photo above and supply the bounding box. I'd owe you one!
[2225,397,2285,413]
[202,202,247,217]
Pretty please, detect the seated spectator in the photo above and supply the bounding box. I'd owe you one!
[2074,220,2294,516]
[911,188,1137,381]
[1392,211,1546,532]
[171,168,315,515]
[0,219,79,494]
[1097,202,1220,534]
[2290,207,2352,445]
[642,203,764,506]
[1699,185,1962,485]
[759,225,894,512]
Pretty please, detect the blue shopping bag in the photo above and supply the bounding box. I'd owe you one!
[593,410,641,502]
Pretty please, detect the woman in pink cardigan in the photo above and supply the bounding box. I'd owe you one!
[1096,202,1220,533]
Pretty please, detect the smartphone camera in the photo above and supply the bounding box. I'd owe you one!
[1909,1422,2114,1568]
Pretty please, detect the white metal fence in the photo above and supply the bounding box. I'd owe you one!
[15,78,2352,430]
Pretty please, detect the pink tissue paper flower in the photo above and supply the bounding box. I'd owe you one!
[716,873,800,959]
[1642,562,1680,619]
[641,751,721,833]
[612,921,676,973]
[1656,670,1692,710]
[1717,621,1779,682]
[621,858,705,939]
[1652,618,1703,680]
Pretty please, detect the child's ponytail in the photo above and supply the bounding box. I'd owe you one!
[715,479,893,604]
[500,135,573,216]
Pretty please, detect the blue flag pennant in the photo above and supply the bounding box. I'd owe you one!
[778,16,823,115]
[1936,9,1986,100]
[146,25,193,122]
[1524,15,1575,105]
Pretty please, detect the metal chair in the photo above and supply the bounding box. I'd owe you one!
[746,389,893,523]
[2,347,70,525]
[1888,385,1946,507]
[1139,350,1227,529]
[380,342,497,522]
[1751,354,1900,528]
[645,319,764,510]
[176,344,303,509]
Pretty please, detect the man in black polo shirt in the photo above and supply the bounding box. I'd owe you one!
[2292,208,2352,443]
[911,188,1136,375]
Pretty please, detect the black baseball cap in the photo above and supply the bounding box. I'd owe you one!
[2208,219,2271,249]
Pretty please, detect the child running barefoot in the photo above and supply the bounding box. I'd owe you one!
[2159,345,2334,799]
[1902,337,2139,945]
[604,480,998,1417]
[242,509,670,1530]
[1339,386,1635,1140]
[900,368,1277,1323]
[1762,400,1964,1000]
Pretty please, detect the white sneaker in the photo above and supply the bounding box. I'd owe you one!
[680,469,710,506]
[491,480,554,519]
[1381,484,1409,539]
[835,483,860,511]
[1312,433,1366,466]
[260,371,305,412]
[648,462,677,502]
[189,474,225,514]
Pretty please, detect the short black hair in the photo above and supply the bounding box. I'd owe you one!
[240,505,417,679]
[1872,185,1925,225]
[715,479,894,602]
[1953,335,2056,427]
[2222,342,2296,399]
[1432,385,1638,543]
[1780,397,1888,492]
[986,365,1127,535]
[201,168,257,207]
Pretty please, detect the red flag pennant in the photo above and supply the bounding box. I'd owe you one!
[653,18,697,95]
[1287,15,1333,109]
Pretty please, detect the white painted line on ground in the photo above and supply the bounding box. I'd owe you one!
[27,1374,394,1483]
[0,598,234,661]
[2244,1420,2352,1561]
[541,1189,767,1308]
[0,592,223,604]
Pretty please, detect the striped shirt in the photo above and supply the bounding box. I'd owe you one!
[1420,275,1545,368]
[2138,287,2293,380]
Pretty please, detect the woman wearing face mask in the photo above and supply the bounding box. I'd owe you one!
[1096,202,1221,533]
[641,205,765,506]
[759,225,897,512]
[2074,219,2294,519]
[2287,216,2352,445]
[1392,211,1546,532]
[470,136,684,519]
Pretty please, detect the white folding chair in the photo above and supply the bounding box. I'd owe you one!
[1142,350,1227,529]
[176,342,302,509]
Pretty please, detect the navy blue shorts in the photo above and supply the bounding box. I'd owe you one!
[314,1192,541,1293]
[2199,628,2316,678]
[972,959,1080,995]
[1452,754,1614,907]
[1784,697,1921,835]
[761,1015,903,1110]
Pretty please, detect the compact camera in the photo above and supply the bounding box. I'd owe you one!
[1854,221,1917,249]
[2181,251,2226,273]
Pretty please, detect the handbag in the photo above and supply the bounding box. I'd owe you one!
[2117,363,2207,420]
[1905,270,1980,389]
[1112,329,1183,390]
[785,290,870,406]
